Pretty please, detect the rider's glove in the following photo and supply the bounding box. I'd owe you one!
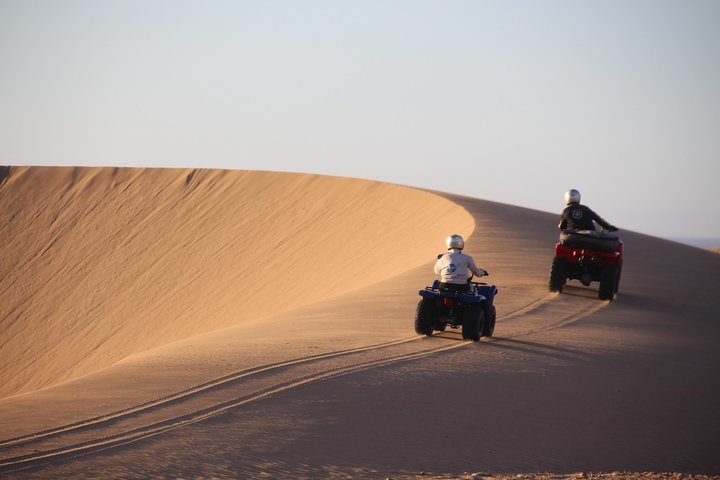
[482,269,489,276]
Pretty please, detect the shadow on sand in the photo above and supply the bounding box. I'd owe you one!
[482,336,597,362]
[0,166,10,186]
[560,283,600,299]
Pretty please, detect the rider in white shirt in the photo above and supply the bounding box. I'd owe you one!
[434,234,488,291]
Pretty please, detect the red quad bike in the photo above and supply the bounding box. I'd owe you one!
[549,229,623,301]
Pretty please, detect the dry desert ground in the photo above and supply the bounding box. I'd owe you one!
[1,167,719,479]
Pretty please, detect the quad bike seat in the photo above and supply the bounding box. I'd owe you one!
[560,229,620,252]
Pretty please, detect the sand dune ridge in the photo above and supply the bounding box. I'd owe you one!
[0,166,473,398]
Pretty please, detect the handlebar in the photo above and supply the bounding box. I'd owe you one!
[468,272,489,284]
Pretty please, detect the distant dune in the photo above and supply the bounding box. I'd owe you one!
[0,167,473,398]
[712,248,720,253]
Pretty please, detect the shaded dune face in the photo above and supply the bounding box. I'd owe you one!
[0,167,474,398]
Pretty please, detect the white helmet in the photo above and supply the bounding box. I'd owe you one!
[565,189,581,205]
[446,234,464,250]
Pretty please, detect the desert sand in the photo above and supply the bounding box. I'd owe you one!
[0,167,719,479]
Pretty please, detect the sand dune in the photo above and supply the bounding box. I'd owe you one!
[0,167,473,398]
[1,167,719,478]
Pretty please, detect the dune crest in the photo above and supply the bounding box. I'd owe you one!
[0,167,473,398]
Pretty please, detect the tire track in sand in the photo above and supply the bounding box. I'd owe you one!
[0,292,606,473]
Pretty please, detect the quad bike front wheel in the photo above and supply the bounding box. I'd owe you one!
[462,304,484,342]
[415,298,434,336]
[549,256,567,292]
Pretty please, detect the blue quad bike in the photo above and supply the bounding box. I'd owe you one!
[415,277,498,341]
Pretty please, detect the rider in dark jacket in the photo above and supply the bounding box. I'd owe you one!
[558,189,618,232]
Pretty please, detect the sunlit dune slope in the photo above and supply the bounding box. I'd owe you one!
[0,167,474,398]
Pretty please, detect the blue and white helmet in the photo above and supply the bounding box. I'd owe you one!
[446,234,464,250]
[565,189,581,205]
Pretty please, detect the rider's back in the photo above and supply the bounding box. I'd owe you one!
[435,249,477,284]
[560,204,602,231]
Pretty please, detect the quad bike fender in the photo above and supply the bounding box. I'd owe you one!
[476,285,498,304]
[555,243,623,266]
[418,288,487,304]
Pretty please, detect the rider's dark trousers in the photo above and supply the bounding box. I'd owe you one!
[438,282,468,293]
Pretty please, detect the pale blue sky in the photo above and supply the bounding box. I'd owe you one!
[1,0,719,240]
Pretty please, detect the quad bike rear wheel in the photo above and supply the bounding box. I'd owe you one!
[462,304,484,342]
[549,256,567,292]
[599,265,618,301]
[482,304,496,338]
[415,298,434,336]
